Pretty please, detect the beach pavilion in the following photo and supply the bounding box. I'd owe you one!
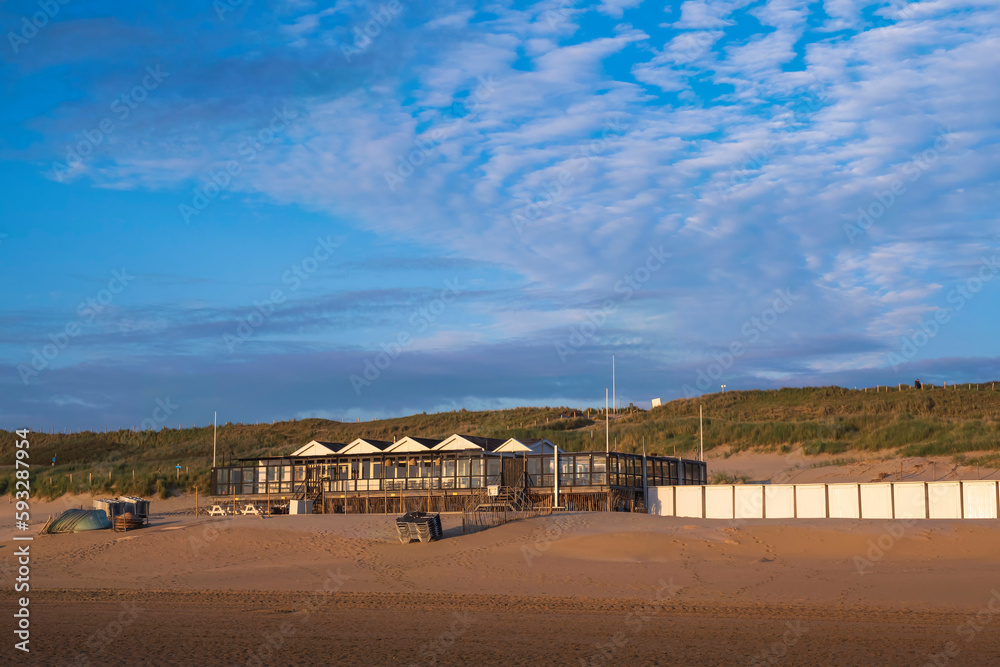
[210,433,706,514]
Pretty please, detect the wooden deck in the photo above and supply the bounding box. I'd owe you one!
[209,484,650,514]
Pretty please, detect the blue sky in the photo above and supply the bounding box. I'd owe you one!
[2,0,998,430]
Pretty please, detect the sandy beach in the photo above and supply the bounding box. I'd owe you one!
[4,484,1000,666]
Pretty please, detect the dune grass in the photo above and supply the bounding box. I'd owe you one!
[3,383,999,497]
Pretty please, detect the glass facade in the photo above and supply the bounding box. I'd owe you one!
[211,451,707,496]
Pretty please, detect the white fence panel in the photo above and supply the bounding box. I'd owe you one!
[927,481,962,519]
[646,487,675,517]
[735,485,764,519]
[705,486,735,519]
[647,480,1000,521]
[827,484,860,519]
[860,483,893,519]
[961,481,998,519]
[893,482,926,519]
[663,486,676,516]
[795,484,828,518]
[764,485,795,518]
[675,486,705,518]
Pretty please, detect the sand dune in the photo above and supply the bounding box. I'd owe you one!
[706,449,1000,484]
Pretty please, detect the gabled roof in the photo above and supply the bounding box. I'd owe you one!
[291,440,346,457]
[339,438,395,455]
[384,436,442,453]
[433,434,506,452]
[495,437,557,453]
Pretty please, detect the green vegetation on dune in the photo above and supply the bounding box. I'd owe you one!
[0,406,586,499]
[3,383,999,498]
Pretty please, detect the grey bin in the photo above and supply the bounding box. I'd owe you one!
[93,499,125,521]
[118,496,150,519]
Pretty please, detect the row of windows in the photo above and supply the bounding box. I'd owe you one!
[212,453,706,495]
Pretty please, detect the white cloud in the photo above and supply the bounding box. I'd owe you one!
[30,0,1000,383]
[598,0,645,19]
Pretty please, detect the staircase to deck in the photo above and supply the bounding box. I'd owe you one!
[472,485,529,512]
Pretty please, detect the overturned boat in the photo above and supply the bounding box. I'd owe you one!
[39,509,111,534]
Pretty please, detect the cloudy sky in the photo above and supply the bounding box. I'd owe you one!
[2,0,998,430]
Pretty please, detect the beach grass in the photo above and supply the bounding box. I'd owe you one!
[3,383,999,497]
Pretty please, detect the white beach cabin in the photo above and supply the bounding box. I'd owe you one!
[495,438,557,454]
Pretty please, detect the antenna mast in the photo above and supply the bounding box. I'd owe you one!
[699,405,704,462]
[605,388,609,454]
